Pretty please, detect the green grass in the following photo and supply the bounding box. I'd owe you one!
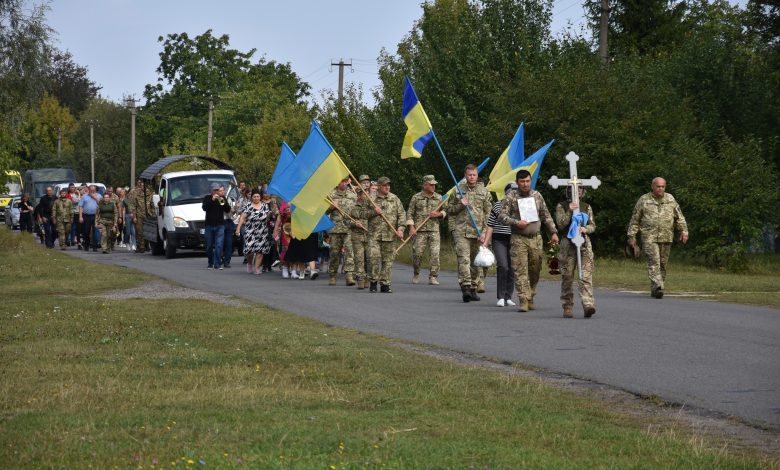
[0,227,776,468]
[396,241,780,308]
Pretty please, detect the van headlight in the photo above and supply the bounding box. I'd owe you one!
[173,217,189,228]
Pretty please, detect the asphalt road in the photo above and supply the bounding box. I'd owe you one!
[67,247,780,429]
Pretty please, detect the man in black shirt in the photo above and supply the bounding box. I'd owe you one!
[34,186,56,248]
[202,183,231,270]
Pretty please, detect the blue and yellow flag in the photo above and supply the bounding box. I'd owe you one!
[270,121,350,216]
[486,140,554,200]
[488,123,525,184]
[267,142,296,199]
[401,77,434,159]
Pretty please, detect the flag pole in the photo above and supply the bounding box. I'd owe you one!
[429,129,481,236]
[394,196,449,255]
[345,170,405,240]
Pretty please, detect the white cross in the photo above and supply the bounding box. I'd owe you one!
[548,151,601,278]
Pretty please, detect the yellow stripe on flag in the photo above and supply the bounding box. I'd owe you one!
[486,161,539,200]
[290,151,349,215]
[401,102,433,159]
[292,200,329,240]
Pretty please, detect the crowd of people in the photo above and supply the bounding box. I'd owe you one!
[19,166,688,319]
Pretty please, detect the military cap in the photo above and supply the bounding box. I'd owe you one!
[358,174,371,182]
[377,176,391,185]
[422,175,438,185]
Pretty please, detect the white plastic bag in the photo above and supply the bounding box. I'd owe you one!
[474,245,495,267]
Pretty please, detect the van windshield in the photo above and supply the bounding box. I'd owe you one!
[3,178,21,195]
[165,175,235,206]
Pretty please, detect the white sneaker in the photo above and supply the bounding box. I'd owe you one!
[129,244,136,252]
[496,299,506,307]
[505,299,516,306]
[282,267,289,279]
[290,270,298,279]
[298,271,305,280]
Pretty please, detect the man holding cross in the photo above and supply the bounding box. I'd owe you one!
[627,177,688,299]
[499,169,559,312]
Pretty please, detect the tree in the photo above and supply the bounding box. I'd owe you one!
[18,93,77,168]
[47,50,101,117]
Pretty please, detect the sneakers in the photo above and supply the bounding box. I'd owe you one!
[429,277,439,286]
[412,274,420,284]
[310,269,319,280]
[496,298,506,307]
[282,267,290,279]
[271,260,280,267]
[563,306,573,318]
[290,269,298,279]
[218,266,224,270]
[505,299,516,307]
[584,305,596,318]
[207,265,214,270]
[298,271,305,280]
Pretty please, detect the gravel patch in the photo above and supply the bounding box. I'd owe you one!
[95,280,248,307]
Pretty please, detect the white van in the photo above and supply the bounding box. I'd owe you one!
[139,156,237,258]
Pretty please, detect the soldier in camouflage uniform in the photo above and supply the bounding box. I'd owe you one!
[349,188,371,290]
[445,164,493,302]
[360,176,405,293]
[126,179,153,253]
[555,187,596,318]
[498,169,559,312]
[106,186,120,249]
[406,175,446,285]
[326,177,357,286]
[627,177,688,299]
[52,188,73,250]
[96,192,118,253]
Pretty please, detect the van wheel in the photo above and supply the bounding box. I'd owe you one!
[164,233,177,259]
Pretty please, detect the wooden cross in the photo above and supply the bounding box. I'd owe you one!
[548,151,601,279]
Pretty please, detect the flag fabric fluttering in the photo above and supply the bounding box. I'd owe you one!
[269,121,350,216]
[486,139,554,200]
[267,140,335,240]
[401,77,434,159]
[488,123,525,184]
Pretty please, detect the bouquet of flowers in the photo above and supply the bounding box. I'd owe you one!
[547,242,560,275]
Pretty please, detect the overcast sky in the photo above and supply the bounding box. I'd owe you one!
[46,0,597,106]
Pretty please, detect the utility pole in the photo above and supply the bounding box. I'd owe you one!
[57,127,62,159]
[330,59,353,102]
[89,121,95,182]
[207,99,214,156]
[126,97,138,186]
[599,0,610,64]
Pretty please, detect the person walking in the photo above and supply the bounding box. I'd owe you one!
[485,183,517,307]
[35,186,56,248]
[349,189,370,289]
[445,164,493,302]
[96,192,118,253]
[326,177,357,286]
[498,169,559,312]
[78,185,101,252]
[202,183,231,270]
[17,194,34,233]
[126,179,152,253]
[627,177,688,299]
[235,189,271,274]
[555,186,597,318]
[52,188,73,250]
[362,176,405,293]
[406,175,446,286]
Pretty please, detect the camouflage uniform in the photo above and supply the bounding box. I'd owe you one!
[555,200,596,313]
[406,189,445,281]
[126,185,154,253]
[96,199,118,253]
[108,193,120,248]
[326,187,357,284]
[445,182,492,289]
[52,197,73,248]
[498,189,557,307]
[361,189,405,288]
[350,196,371,288]
[627,192,688,296]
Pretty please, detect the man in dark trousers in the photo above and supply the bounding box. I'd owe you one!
[202,183,231,270]
[34,186,56,248]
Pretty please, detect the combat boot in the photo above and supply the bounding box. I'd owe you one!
[461,285,471,303]
[369,282,378,293]
[563,306,573,318]
[356,278,365,290]
[429,276,439,286]
[476,281,486,294]
[469,288,480,301]
[527,298,535,310]
[362,279,369,289]
[329,275,337,286]
[518,298,529,312]
[380,284,392,293]
[584,305,596,318]
[412,273,420,284]
[345,274,356,286]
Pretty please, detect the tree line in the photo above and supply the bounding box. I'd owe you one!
[1,0,778,269]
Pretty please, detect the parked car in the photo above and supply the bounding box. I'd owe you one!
[3,195,21,229]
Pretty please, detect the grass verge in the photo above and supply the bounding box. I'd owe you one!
[0,228,776,468]
[396,241,780,308]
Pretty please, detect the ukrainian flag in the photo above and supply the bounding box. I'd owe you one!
[271,121,350,216]
[401,77,434,159]
[487,140,554,200]
[488,123,525,184]
[268,142,335,239]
